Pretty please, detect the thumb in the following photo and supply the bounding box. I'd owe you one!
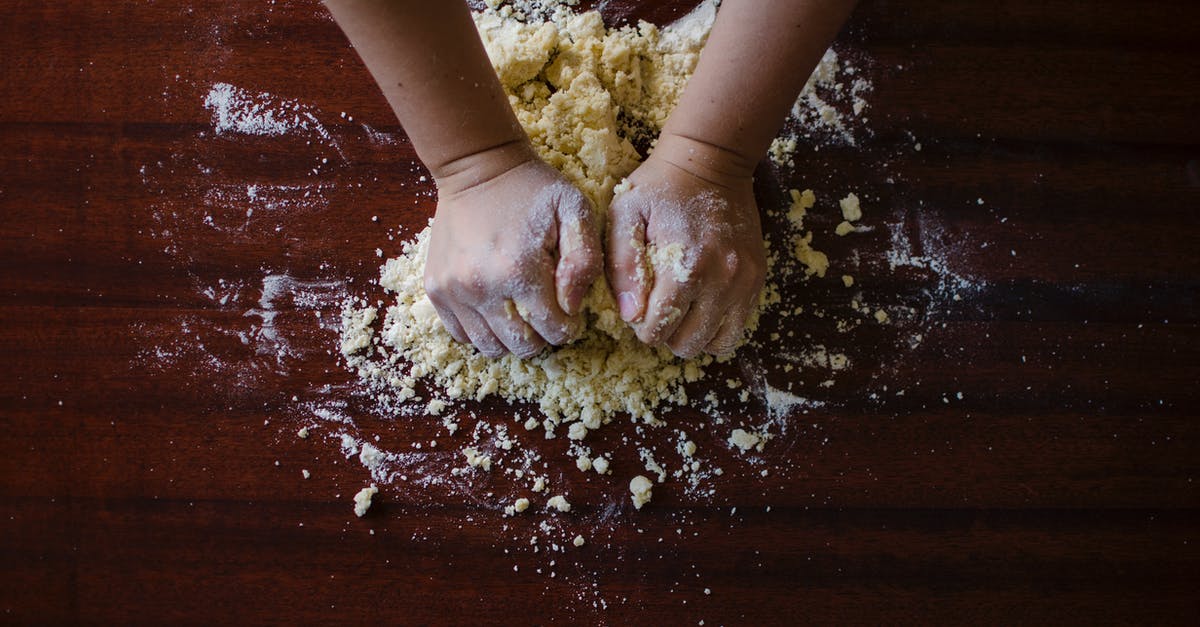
[606,187,650,323]
[555,191,603,316]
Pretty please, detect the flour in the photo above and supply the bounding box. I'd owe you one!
[203,82,296,136]
[768,48,873,166]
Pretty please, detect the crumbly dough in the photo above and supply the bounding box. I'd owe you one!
[342,3,728,434]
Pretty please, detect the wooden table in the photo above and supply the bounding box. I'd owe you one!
[3,1,1197,624]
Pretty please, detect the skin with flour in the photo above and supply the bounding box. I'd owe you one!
[325,0,857,358]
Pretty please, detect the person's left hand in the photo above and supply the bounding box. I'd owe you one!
[605,134,766,358]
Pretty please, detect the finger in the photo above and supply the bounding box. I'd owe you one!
[425,282,470,345]
[483,299,548,359]
[667,295,726,359]
[635,285,692,347]
[606,187,651,323]
[514,279,580,347]
[433,300,469,345]
[706,293,757,356]
[455,307,507,358]
[554,192,603,316]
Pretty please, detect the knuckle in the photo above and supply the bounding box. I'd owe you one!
[423,273,446,299]
[723,250,742,278]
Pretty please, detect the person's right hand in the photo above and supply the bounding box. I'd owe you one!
[424,154,603,359]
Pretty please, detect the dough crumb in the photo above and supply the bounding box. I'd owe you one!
[546,495,571,512]
[463,447,492,471]
[649,241,691,283]
[573,534,586,547]
[629,475,654,510]
[842,275,854,287]
[353,485,378,517]
[839,192,862,222]
[786,188,816,229]
[728,428,768,453]
[504,496,531,516]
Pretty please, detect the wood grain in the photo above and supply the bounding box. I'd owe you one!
[2,0,1198,624]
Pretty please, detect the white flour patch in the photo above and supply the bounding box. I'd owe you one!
[202,81,346,160]
[203,82,299,137]
[886,208,986,307]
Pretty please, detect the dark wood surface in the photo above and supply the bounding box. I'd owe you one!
[2,0,1198,624]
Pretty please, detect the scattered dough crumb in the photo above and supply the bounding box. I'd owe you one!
[728,428,767,453]
[842,275,854,287]
[786,188,816,229]
[839,193,862,222]
[463,447,492,471]
[546,495,571,512]
[572,534,586,547]
[629,475,654,510]
[353,485,378,517]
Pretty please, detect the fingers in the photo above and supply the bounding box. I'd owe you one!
[666,295,726,359]
[606,190,651,323]
[430,298,469,345]
[454,307,506,358]
[554,193,603,316]
[481,300,547,359]
[514,275,581,347]
[634,280,693,347]
[705,292,757,356]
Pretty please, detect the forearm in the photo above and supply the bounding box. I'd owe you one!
[660,0,857,177]
[324,0,532,191]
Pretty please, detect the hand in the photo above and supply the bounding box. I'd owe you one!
[606,134,767,358]
[425,153,602,359]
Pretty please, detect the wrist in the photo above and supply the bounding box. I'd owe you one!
[649,131,757,187]
[431,138,538,198]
